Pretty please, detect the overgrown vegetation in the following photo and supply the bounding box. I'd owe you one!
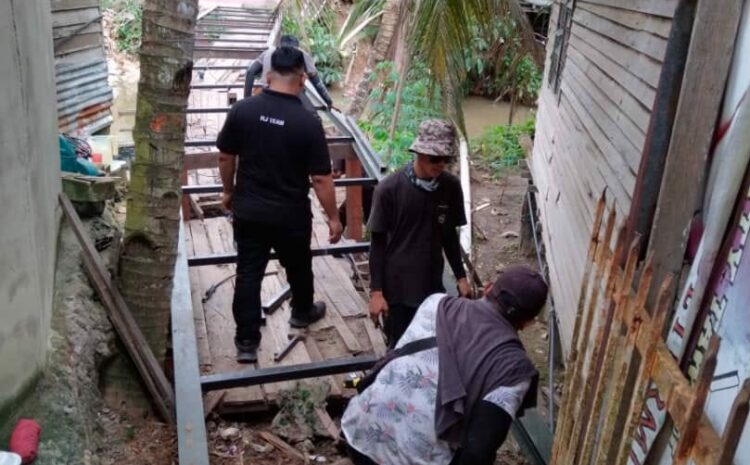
[358,61,444,169]
[465,18,542,105]
[102,0,143,55]
[471,119,536,177]
[282,9,343,85]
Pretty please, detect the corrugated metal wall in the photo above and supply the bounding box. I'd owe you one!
[51,0,113,135]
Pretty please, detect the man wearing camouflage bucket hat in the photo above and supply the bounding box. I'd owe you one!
[368,118,470,347]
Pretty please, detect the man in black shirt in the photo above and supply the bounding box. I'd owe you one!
[217,47,343,363]
[368,119,470,347]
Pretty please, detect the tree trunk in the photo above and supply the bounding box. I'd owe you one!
[346,0,402,119]
[104,0,198,416]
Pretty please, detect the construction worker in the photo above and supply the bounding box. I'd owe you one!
[217,46,343,363]
[243,34,334,112]
[368,119,470,347]
[340,266,547,465]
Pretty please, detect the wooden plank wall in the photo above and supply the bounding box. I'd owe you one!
[530,0,677,353]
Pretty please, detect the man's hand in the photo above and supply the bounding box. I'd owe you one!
[369,291,389,327]
[221,191,233,212]
[457,277,472,298]
[328,218,344,244]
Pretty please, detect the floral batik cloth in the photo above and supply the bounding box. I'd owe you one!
[341,294,529,465]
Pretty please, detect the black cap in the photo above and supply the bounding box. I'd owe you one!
[280,34,300,47]
[487,266,548,324]
[270,46,305,75]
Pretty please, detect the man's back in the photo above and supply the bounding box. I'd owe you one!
[216,89,331,226]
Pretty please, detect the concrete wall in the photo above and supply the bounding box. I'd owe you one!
[0,0,61,411]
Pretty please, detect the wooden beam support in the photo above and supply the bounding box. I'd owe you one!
[345,157,364,241]
[59,193,176,424]
[646,0,744,306]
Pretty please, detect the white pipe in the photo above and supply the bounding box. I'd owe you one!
[459,137,472,260]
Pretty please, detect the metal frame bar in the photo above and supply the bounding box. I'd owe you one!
[201,355,379,392]
[172,221,210,465]
[187,105,326,114]
[192,65,249,71]
[262,284,291,315]
[185,135,354,147]
[188,243,370,267]
[182,178,377,195]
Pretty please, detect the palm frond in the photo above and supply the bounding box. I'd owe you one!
[408,0,532,135]
[337,0,386,51]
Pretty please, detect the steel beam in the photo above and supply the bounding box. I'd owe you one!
[187,105,326,113]
[185,135,354,147]
[192,65,249,71]
[193,47,265,60]
[201,355,379,391]
[188,243,370,267]
[182,178,377,195]
[262,284,291,315]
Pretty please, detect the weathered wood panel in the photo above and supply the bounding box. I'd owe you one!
[51,7,100,28]
[577,1,672,38]
[574,7,668,61]
[569,29,656,109]
[530,0,673,353]
[51,0,99,11]
[566,43,651,132]
[571,19,662,87]
[582,0,678,18]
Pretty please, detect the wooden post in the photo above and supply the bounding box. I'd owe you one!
[345,156,364,241]
[180,168,191,221]
[646,0,743,307]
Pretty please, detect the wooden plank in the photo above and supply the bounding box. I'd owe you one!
[258,431,305,461]
[51,7,99,28]
[573,7,668,61]
[193,219,266,408]
[577,1,672,38]
[646,0,744,306]
[571,20,662,88]
[566,44,651,133]
[51,0,99,11]
[564,55,644,169]
[303,337,343,398]
[559,84,637,192]
[569,30,656,109]
[345,157,364,241]
[59,193,175,423]
[717,379,750,465]
[186,223,212,370]
[582,0,678,18]
[53,21,102,39]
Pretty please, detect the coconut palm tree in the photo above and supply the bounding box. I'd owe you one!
[106,0,198,413]
[346,0,534,131]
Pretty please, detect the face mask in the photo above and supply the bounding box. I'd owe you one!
[406,161,440,192]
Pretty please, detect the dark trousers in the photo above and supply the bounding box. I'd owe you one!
[347,445,379,465]
[384,303,419,348]
[232,218,313,343]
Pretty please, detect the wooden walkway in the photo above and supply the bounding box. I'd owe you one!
[181,5,385,414]
[185,202,385,413]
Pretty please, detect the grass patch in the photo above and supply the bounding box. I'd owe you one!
[471,119,535,177]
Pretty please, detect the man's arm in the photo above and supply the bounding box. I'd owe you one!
[308,73,334,107]
[443,227,469,296]
[311,174,343,243]
[453,401,513,465]
[243,60,263,98]
[218,153,237,211]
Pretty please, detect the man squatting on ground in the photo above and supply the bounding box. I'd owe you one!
[368,119,471,347]
[243,34,334,112]
[217,46,344,363]
[341,266,548,465]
